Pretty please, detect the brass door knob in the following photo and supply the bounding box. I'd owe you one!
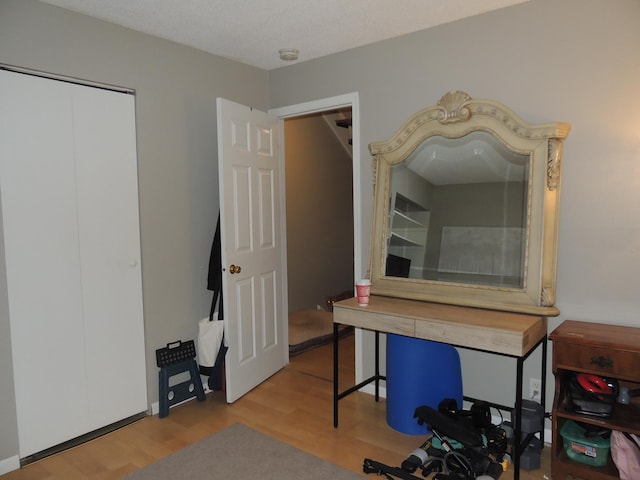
[229,264,242,274]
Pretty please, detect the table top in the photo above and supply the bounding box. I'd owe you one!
[333,295,547,357]
[550,319,640,352]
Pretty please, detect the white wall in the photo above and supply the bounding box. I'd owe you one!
[269,0,640,412]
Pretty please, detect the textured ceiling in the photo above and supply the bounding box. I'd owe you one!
[39,0,528,70]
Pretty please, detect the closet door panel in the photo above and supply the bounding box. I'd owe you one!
[0,71,89,456]
[1,69,147,458]
[72,86,147,426]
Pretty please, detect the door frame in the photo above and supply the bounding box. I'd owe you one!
[269,92,364,377]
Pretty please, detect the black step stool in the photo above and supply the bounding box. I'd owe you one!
[156,340,206,418]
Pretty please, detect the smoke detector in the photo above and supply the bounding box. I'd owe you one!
[279,48,299,61]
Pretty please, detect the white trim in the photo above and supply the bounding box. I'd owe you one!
[270,93,356,119]
[150,378,212,415]
[361,382,387,399]
[275,117,289,356]
[0,63,134,94]
[0,455,20,475]
[269,92,362,280]
[269,92,363,379]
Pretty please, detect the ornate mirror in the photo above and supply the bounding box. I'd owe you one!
[369,91,570,315]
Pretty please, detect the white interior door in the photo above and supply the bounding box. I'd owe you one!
[0,69,147,458]
[217,98,287,403]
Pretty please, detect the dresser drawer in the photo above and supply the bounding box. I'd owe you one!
[553,342,640,380]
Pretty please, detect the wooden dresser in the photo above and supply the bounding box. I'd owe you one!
[549,320,640,479]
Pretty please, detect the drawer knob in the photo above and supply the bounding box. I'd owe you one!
[590,355,613,369]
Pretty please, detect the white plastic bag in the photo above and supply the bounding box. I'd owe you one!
[198,317,224,371]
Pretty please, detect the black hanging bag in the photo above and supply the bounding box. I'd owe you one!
[198,214,228,391]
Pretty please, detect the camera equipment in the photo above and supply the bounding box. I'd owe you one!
[401,438,432,473]
[364,400,508,480]
[438,398,492,430]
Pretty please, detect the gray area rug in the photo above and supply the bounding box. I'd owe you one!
[122,423,363,479]
[289,309,353,356]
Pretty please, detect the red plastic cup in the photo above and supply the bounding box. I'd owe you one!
[356,279,371,306]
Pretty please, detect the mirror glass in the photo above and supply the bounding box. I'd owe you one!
[385,131,529,289]
[368,91,570,315]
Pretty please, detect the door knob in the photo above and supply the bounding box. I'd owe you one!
[229,264,242,274]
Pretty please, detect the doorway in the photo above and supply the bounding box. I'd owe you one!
[269,92,363,362]
[284,109,353,355]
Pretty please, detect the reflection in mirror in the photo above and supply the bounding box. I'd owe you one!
[385,131,529,288]
[369,91,570,315]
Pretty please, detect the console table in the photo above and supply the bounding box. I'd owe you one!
[332,295,548,480]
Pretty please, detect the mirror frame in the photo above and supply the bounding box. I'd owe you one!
[369,91,570,316]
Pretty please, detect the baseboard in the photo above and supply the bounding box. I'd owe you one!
[1,410,150,474]
[361,383,387,399]
[150,377,212,416]
[0,455,20,475]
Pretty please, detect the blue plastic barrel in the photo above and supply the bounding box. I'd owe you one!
[386,334,463,434]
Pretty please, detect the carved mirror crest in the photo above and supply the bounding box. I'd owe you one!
[369,91,570,315]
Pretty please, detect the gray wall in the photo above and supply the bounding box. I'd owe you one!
[0,0,268,463]
[269,0,640,410]
[285,115,354,312]
[2,0,640,465]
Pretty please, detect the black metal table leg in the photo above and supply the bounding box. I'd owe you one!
[334,326,386,428]
[514,356,523,480]
[333,322,339,428]
[541,334,548,430]
[374,331,380,401]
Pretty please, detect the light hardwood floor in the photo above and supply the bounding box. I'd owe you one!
[1,335,550,479]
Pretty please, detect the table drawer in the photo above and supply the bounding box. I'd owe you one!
[553,342,640,380]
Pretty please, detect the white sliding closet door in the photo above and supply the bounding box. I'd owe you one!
[0,69,147,458]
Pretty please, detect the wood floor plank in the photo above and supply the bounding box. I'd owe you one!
[1,336,550,480]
